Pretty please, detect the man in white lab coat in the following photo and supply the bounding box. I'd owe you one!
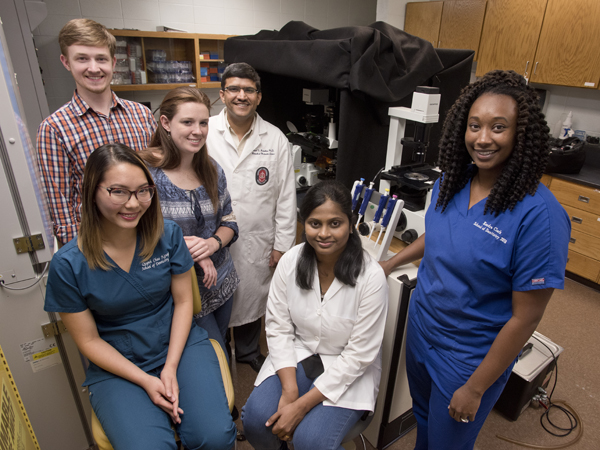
[207,63,297,372]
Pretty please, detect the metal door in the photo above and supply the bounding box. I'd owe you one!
[0,18,95,450]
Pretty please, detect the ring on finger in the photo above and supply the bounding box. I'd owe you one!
[461,418,469,423]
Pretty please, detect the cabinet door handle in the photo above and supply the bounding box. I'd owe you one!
[534,62,539,75]
[571,216,583,224]
[438,40,441,47]
[569,237,576,244]
[524,60,529,74]
[578,195,590,203]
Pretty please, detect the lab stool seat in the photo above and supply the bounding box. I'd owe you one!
[342,410,375,450]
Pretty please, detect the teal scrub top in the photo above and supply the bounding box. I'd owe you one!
[410,176,570,369]
[45,220,202,386]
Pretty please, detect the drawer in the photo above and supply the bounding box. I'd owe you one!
[566,250,600,282]
[568,229,600,261]
[550,178,600,215]
[562,204,600,237]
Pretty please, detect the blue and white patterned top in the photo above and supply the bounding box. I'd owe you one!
[149,163,240,318]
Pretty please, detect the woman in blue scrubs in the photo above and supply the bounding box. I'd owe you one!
[44,144,235,450]
[381,70,570,449]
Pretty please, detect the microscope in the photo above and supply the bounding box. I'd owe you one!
[287,88,338,189]
[376,86,441,243]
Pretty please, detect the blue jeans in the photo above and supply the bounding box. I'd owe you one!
[89,338,236,450]
[242,363,366,450]
[406,319,512,450]
[194,295,233,362]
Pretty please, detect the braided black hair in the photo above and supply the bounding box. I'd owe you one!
[436,70,550,216]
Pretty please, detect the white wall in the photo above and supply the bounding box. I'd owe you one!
[33,0,377,115]
[377,0,600,138]
[537,84,600,139]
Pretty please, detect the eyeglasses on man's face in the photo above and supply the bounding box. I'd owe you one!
[97,185,156,204]
[222,86,259,95]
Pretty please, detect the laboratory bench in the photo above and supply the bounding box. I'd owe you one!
[545,144,600,190]
[543,146,600,288]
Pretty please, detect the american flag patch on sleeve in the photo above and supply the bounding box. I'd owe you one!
[532,278,545,286]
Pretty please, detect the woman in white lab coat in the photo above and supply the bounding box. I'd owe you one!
[242,181,389,450]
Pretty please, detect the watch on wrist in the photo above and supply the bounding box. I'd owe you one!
[211,235,222,251]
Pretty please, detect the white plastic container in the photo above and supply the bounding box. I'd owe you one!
[559,111,573,139]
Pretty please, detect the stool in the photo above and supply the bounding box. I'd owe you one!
[341,410,374,450]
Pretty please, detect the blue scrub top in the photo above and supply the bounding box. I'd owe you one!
[411,175,570,369]
[45,220,203,386]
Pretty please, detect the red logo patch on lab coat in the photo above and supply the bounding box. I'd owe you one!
[256,167,269,185]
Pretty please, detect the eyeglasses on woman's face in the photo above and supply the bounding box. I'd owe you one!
[97,185,156,204]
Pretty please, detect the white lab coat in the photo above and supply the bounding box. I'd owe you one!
[207,110,297,327]
[255,244,389,412]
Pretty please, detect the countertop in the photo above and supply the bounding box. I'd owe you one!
[546,144,600,190]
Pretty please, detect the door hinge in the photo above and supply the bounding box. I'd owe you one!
[13,234,45,254]
[41,320,67,338]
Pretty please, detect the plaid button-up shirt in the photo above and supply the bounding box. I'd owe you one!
[37,91,157,244]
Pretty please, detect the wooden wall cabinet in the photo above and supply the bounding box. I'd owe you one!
[476,0,546,77]
[404,1,444,48]
[109,30,232,92]
[437,0,487,60]
[531,0,600,88]
[477,0,600,89]
[405,1,486,60]
[548,177,600,283]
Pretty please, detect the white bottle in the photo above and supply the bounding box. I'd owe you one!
[559,111,573,139]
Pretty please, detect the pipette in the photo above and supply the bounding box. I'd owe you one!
[367,189,389,241]
[351,178,365,211]
[375,195,398,247]
[357,182,375,225]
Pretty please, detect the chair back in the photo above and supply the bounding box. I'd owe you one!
[191,266,202,315]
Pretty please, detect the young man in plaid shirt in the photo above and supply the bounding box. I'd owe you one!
[37,19,156,245]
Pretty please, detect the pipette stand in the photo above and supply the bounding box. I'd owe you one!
[375,199,404,262]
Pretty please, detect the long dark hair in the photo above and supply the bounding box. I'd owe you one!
[79,143,163,270]
[141,87,219,211]
[296,181,364,290]
[436,70,550,216]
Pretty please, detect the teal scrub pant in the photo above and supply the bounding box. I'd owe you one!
[89,337,236,450]
[406,319,513,450]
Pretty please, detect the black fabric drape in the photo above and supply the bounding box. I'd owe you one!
[224,21,474,188]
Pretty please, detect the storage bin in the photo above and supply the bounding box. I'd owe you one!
[494,332,563,421]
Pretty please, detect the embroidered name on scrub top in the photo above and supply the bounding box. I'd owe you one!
[141,252,170,270]
[472,221,508,244]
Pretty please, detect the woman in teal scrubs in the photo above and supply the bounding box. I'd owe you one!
[381,70,570,449]
[44,143,235,450]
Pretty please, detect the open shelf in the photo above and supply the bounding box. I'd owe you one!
[108,30,233,92]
